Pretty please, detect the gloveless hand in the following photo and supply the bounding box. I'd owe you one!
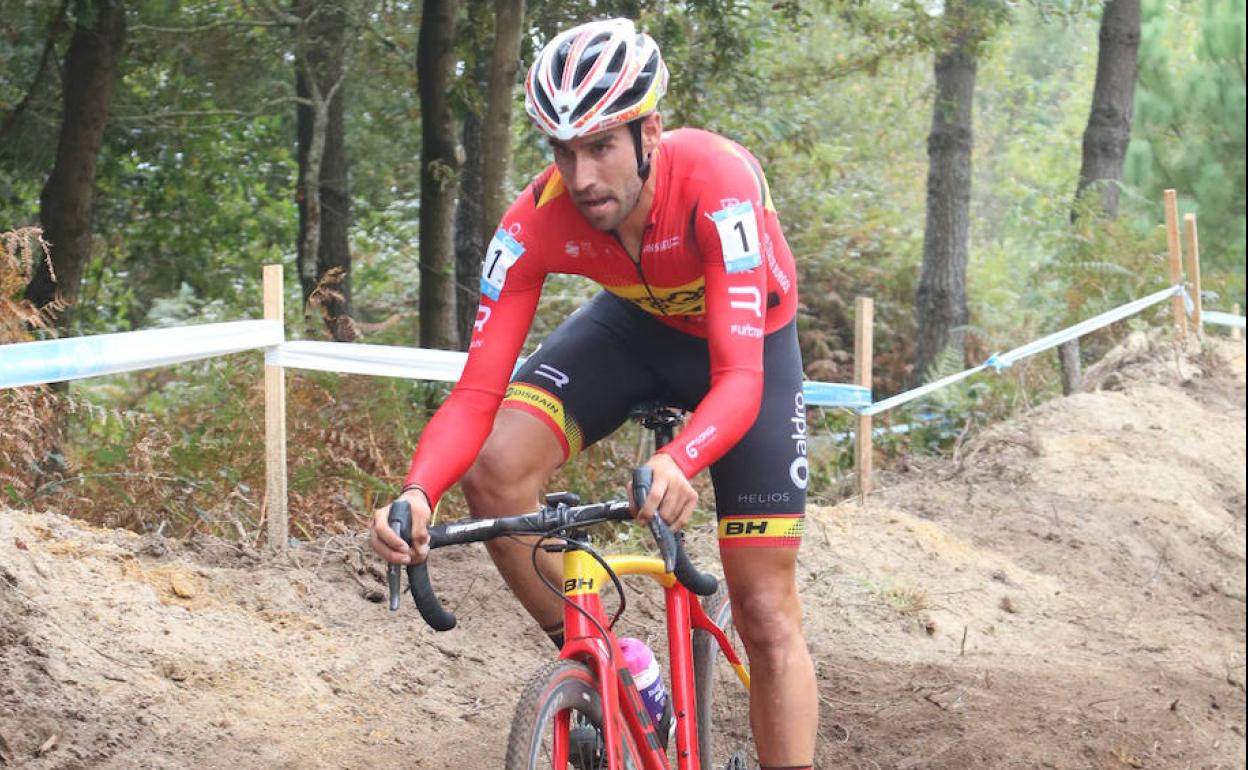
[631,452,698,531]
[370,488,432,564]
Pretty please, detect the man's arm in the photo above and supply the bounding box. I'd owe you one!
[659,155,773,477]
[403,220,546,508]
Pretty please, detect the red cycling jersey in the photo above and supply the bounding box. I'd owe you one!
[405,127,799,506]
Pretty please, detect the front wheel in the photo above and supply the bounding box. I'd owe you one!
[692,583,754,769]
[505,658,644,770]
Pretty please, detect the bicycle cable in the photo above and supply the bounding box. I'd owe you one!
[529,527,628,666]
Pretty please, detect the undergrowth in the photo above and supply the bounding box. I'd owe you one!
[2,199,1192,544]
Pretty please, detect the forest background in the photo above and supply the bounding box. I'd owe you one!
[0,0,1244,543]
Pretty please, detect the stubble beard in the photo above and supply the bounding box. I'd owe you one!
[586,178,643,233]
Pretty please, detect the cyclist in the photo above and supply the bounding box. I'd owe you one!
[372,18,817,769]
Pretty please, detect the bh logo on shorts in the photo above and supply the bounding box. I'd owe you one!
[790,391,808,490]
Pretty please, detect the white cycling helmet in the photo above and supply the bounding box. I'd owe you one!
[524,18,668,142]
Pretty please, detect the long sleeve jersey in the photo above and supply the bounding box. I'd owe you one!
[404,127,799,506]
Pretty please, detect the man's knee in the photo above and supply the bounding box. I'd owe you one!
[730,585,805,663]
[461,411,564,516]
[461,446,538,514]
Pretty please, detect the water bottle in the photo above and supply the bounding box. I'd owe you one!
[619,637,670,736]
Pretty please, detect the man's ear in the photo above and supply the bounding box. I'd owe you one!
[642,112,663,154]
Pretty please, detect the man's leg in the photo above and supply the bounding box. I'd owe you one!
[702,319,815,766]
[459,293,662,644]
[460,408,569,639]
[720,545,817,767]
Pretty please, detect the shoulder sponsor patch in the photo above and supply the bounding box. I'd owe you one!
[708,201,762,274]
[480,228,525,301]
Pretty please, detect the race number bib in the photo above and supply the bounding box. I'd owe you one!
[480,228,525,301]
[710,201,761,274]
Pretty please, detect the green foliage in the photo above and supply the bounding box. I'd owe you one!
[2,0,1243,537]
[1128,0,1246,304]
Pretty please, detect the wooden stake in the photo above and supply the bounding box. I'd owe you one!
[1183,213,1203,335]
[854,297,874,496]
[1163,189,1187,337]
[263,264,289,554]
[1234,304,1242,341]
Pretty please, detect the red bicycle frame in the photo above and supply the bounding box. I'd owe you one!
[554,547,748,770]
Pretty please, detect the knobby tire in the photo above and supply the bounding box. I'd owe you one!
[692,583,753,769]
[505,658,644,770]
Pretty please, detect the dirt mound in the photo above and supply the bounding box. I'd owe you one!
[2,335,1244,769]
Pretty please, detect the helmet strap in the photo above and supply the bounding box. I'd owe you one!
[629,118,652,182]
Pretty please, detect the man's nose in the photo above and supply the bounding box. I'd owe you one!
[568,154,599,192]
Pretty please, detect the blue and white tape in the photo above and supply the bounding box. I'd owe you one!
[265,340,469,382]
[1203,311,1246,330]
[802,382,872,409]
[861,284,1186,417]
[0,320,283,389]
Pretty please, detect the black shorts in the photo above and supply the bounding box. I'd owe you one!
[503,292,807,549]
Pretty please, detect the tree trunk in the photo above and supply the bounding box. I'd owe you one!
[295,0,353,341]
[1060,0,1140,395]
[914,13,977,384]
[24,0,127,326]
[481,0,525,233]
[1075,0,1141,220]
[417,0,462,349]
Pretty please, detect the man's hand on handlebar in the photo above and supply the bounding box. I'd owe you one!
[371,488,431,564]
[631,452,697,531]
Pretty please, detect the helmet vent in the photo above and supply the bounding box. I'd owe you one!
[571,84,610,123]
[573,33,613,89]
[552,40,572,87]
[534,82,560,122]
[604,50,659,116]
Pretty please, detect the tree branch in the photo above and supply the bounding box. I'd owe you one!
[130,18,295,34]
[0,0,70,144]
[112,98,313,126]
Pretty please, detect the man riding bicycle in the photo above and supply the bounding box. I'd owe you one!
[372,18,817,769]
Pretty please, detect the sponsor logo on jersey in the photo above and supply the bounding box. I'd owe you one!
[535,364,570,390]
[643,236,681,254]
[474,305,491,334]
[602,278,706,316]
[730,323,763,338]
[764,233,791,294]
[684,425,717,460]
[790,391,808,490]
[502,383,584,457]
[736,491,792,506]
[718,514,805,549]
[727,285,764,318]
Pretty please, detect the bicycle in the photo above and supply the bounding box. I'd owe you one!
[387,404,753,769]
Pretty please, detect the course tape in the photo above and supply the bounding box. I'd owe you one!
[1,322,872,408]
[266,340,469,382]
[1203,310,1246,330]
[5,283,1205,413]
[801,381,872,408]
[861,284,1185,417]
[0,320,283,390]
[271,340,872,407]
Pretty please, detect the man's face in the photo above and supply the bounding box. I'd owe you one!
[549,122,645,232]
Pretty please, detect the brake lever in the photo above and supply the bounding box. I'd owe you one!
[632,466,677,573]
[386,500,412,611]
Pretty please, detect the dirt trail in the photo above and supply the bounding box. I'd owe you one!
[2,333,1244,769]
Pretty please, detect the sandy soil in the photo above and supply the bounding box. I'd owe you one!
[2,332,1244,770]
